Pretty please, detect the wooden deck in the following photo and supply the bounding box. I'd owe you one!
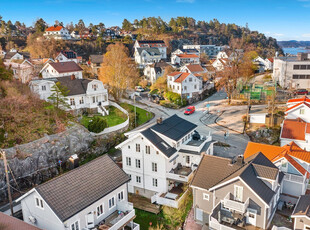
[128,194,160,214]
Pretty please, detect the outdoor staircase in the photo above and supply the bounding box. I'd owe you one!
[97,105,109,116]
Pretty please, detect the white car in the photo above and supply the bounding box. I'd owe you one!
[135,86,145,92]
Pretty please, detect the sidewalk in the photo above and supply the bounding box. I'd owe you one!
[183,208,202,230]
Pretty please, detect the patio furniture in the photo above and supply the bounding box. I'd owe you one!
[165,193,178,200]
[277,200,284,210]
[222,216,234,225]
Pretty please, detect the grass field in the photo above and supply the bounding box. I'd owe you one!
[120,103,153,126]
[134,209,163,230]
[81,106,127,128]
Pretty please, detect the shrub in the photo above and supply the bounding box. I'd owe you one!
[88,117,107,133]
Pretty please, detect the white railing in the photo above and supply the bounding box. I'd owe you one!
[284,173,304,183]
[152,190,189,208]
[180,135,212,152]
[209,217,235,230]
[166,172,190,183]
[109,202,135,230]
[223,193,249,213]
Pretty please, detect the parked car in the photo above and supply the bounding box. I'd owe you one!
[294,89,308,95]
[184,106,195,115]
[135,86,145,92]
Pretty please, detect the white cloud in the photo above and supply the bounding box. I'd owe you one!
[274,33,284,37]
[302,33,310,37]
[176,0,195,3]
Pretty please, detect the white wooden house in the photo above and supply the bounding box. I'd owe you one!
[44,26,71,40]
[134,40,167,59]
[116,115,215,208]
[40,61,83,79]
[17,155,139,230]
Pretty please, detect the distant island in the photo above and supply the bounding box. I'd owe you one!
[278,40,310,48]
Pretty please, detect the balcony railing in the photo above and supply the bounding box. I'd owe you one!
[223,193,249,213]
[166,172,191,183]
[209,217,236,230]
[108,202,136,230]
[151,189,189,208]
[284,173,305,184]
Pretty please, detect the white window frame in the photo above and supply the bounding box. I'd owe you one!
[300,109,305,115]
[70,98,75,106]
[146,145,150,154]
[152,178,158,187]
[70,220,80,230]
[126,157,131,166]
[118,190,124,202]
[136,159,141,168]
[152,162,158,172]
[41,85,46,91]
[34,196,44,209]
[108,196,116,210]
[96,204,104,217]
[136,176,141,183]
[79,97,84,104]
[203,193,209,201]
[136,144,140,152]
[234,185,243,202]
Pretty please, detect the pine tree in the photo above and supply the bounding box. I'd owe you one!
[48,82,70,109]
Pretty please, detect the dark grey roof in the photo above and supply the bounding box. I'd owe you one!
[49,61,83,73]
[141,128,177,158]
[180,48,199,53]
[292,194,310,217]
[90,55,104,64]
[35,154,130,222]
[4,51,30,60]
[138,40,165,44]
[136,47,161,56]
[178,149,199,155]
[191,152,279,204]
[151,114,197,141]
[56,76,91,96]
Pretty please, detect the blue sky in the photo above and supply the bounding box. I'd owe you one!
[1,0,309,41]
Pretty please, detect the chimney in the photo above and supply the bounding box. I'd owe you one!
[71,74,75,80]
[68,154,79,170]
[157,117,163,124]
[55,59,59,63]
[235,155,244,166]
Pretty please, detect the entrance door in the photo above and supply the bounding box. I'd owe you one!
[195,208,203,222]
[86,212,95,228]
[246,208,257,225]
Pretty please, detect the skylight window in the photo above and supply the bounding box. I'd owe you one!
[161,142,169,149]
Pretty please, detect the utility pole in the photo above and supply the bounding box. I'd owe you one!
[1,150,14,216]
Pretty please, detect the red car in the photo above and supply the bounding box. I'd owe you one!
[294,89,309,95]
[184,106,195,115]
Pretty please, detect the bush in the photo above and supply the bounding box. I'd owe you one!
[87,117,107,133]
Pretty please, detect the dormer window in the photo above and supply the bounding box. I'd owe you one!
[92,84,98,91]
[300,109,305,115]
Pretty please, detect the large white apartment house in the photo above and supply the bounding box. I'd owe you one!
[134,40,167,59]
[116,115,215,208]
[182,45,223,58]
[43,26,72,40]
[273,53,310,89]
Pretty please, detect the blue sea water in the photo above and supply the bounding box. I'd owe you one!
[282,47,310,55]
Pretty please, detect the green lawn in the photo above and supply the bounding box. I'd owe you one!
[134,209,163,230]
[80,106,127,128]
[120,103,153,126]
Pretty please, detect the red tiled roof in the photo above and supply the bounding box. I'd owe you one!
[168,71,182,76]
[174,72,191,83]
[49,61,83,73]
[46,26,64,31]
[268,58,274,63]
[288,96,310,104]
[0,212,42,230]
[186,64,204,73]
[286,102,310,112]
[244,142,310,177]
[281,119,308,141]
[176,54,199,59]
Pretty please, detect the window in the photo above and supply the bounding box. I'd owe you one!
[118,191,124,201]
[152,162,158,172]
[203,193,209,201]
[293,65,300,70]
[92,84,98,91]
[97,204,104,217]
[71,221,79,230]
[234,185,243,202]
[189,77,192,82]
[153,178,158,187]
[136,176,141,183]
[300,109,305,115]
[281,160,288,170]
[108,197,115,209]
[194,85,197,89]
[184,86,187,91]
[186,156,190,164]
[69,98,75,106]
[79,97,84,104]
[92,96,96,103]
[35,197,44,209]
[126,157,131,166]
[128,145,130,149]
[156,151,159,155]
[41,85,46,91]
[146,146,150,154]
[136,159,141,168]
[136,144,140,152]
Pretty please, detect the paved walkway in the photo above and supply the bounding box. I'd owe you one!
[183,207,202,230]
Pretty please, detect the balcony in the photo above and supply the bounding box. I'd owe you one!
[179,132,212,153]
[223,193,249,214]
[98,202,139,230]
[151,183,188,208]
[166,165,194,183]
[284,173,305,184]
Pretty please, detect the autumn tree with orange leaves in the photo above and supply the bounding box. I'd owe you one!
[98,43,139,101]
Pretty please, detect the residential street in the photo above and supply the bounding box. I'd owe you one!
[126,90,251,158]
